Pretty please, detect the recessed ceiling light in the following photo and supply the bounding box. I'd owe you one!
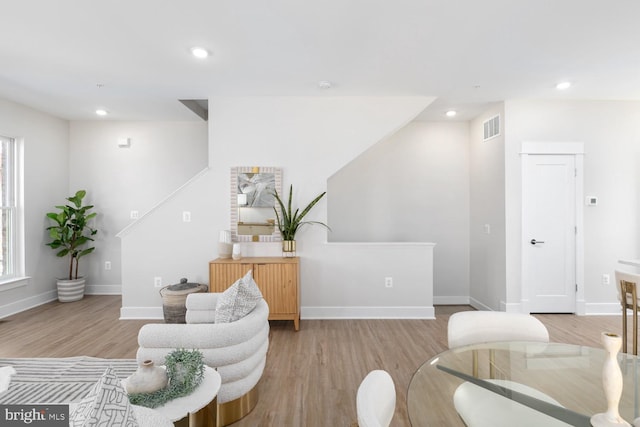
[95,109,108,116]
[317,80,332,90]
[191,47,209,59]
[446,110,457,117]
[556,81,572,90]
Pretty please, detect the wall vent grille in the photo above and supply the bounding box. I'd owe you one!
[483,115,500,141]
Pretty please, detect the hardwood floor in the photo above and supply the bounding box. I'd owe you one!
[0,296,623,426]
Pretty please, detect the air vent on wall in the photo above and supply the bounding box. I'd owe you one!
[483,115,500,141]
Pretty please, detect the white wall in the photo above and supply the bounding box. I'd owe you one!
[302,241,435,318]
[504,99,640,314]
[69,121,208,293]
[6,95,637,319]
[469,104,507,311]
[327,121,470,303]
[119,96,437,319]
[0,99,69,317]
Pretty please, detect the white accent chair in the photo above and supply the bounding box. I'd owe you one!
[136,294,269,426]
[448,311,549,349]
[615,270,640,355]
[452,380,569,427]
[448,310,549,378]
[447,311,568,427]
[356,370,396,427]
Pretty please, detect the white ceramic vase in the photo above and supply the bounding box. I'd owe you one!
[218,230,233,258]
[591,332,631,427]
[232,243,242,260]
[124,360,168,395]
[218,242,233,259]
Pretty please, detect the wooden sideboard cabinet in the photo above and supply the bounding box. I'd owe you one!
[209,257,300,330]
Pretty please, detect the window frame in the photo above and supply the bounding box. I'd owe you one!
[0,134,25,288]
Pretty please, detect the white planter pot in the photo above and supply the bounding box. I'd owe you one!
[56,277,86,302]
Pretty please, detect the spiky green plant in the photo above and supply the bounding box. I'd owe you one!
[45,190,98,280]
[272,185,329,241]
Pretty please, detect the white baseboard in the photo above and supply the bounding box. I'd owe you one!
[120,306,164,320]
[122,305,436,320]
[86,284,121,295]
[584,302,620,315]
[474,299,614,316]
[0,290,57,319]
[301,306,435,319]
[433,296,470,305]
[469,297,493,311]
[501,301,522,313]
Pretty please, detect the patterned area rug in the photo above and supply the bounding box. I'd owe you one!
[0,357,138,404]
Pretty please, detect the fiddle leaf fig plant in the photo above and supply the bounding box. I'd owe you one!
[272,185,329,241]
[46,190,98,280]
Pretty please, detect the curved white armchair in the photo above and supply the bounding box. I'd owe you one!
[356,370,396,427]
[136,294,269,426]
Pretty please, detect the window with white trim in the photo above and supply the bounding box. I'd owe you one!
[0,135,19,279]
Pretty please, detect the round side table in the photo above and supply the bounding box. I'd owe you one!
[154,366,222,427]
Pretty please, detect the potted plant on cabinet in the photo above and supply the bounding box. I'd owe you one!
[45,190,98,302]
[272,185,329,256]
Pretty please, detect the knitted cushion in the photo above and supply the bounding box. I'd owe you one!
[215,270,263,323]
[70,367,139,427]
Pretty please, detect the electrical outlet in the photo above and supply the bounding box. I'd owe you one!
[602,274,610,285]
[154,277,162,288]
[104,261,111,270]
[385,277,393,288]
[182,211,191,222]
[130,210,139,220]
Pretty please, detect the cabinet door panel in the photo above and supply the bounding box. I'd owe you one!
[254,263,297,314]
[209,263,252,292]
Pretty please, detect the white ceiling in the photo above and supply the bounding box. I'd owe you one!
[2,0,639,121]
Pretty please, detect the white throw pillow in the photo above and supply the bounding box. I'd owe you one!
[215,269,263,323]
[70,367,139,427]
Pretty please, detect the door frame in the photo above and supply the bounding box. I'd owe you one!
[520,142,585,315]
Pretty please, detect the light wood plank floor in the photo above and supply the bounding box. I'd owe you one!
[0,296,623,426]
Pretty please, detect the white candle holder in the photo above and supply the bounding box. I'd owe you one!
[591,332,631,427]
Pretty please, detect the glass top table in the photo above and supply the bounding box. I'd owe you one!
[408,342,640,427]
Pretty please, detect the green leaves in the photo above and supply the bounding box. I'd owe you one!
[45,190,98,280]
[272,185,328,241]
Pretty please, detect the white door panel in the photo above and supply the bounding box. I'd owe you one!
[523,155,576,313]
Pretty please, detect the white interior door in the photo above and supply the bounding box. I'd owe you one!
[522,154,576,313]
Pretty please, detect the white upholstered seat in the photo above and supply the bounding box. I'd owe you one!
[447,311,567,427]
[356,370,396,427]
[453,380,570,427]
[448,311,549,349]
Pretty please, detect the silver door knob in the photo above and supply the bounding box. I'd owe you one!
[530,239,545,245]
